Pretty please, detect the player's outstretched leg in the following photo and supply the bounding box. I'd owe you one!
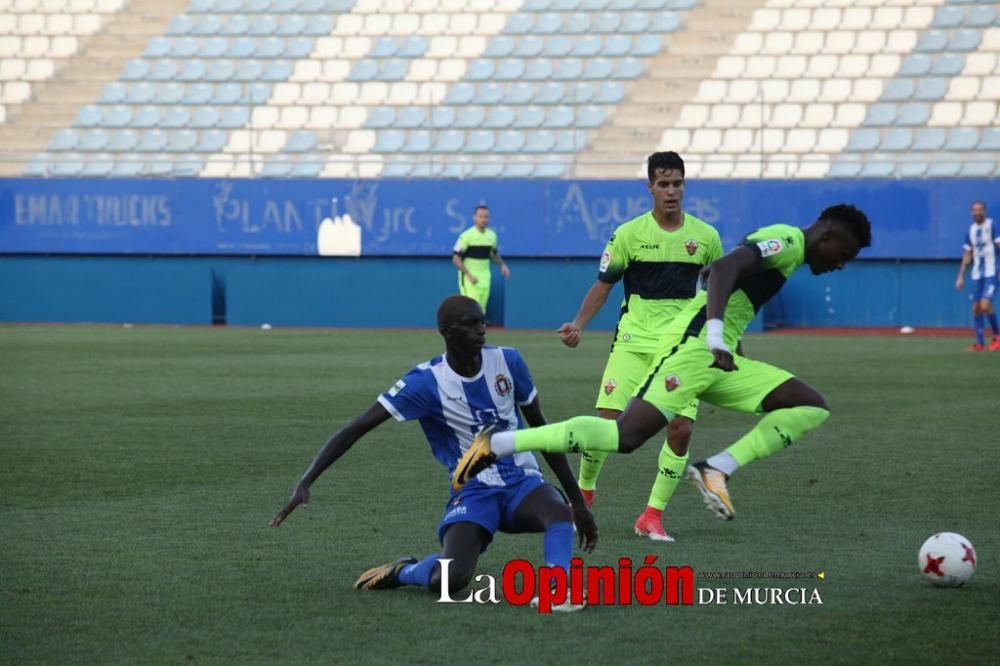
[634,417,692,542]
[354,556,418,590]
[576,408,621,507]
[690,378,829,520]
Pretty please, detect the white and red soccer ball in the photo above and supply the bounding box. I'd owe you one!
[918,533,977,587]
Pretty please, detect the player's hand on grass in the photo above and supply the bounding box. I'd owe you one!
[557,322,581,348]
[709,349,738,372]
[572,504,598,552]
[270,482,310,527]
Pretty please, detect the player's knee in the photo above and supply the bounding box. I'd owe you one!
[429,561,475,595]
[615,423,646,453]
[540,500,573,526]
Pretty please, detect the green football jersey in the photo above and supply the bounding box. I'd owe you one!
[598,211,723,353]
[665,223,806,350]
[453,226,498,277]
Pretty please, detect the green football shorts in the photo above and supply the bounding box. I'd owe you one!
[596,346,699,420]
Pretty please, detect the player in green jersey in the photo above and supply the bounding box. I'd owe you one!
[452,205,872,537]
[453,205,510,314]
[557,151,722,542]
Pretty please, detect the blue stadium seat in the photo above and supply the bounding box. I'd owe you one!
[243,0,272,12]
[860,159,894,178]
[477,83,505,104]
[469,160,504,178]
[925,161,961,177]
[495,59,526,81]
[604,35,634,57]
[235,61,265,81]
[380,160,412,178]
[633,34,661,56]
[960,161,993,177]
[896,103,930,127]
[138,129,168,151]
[863,103,896,126]
[198,129,227,152]
[914,30,948,52]
[214,82,242,104]
[525,59,554,80]
[152,60,181,82]
[845,128,879,152]
[608,0,640,9]
[438,160,472,179]
[222,15,251,36]
[127,82,157,104]
[370,37,398,58]
[159,82,185,104]
[880,128,911,152]
[286,37,313,59]
[219,107,250,128]
[121,59,150,81]
[515,106,545,128]
[980,128,1000,151]
[108,129,139,152]
[132,106,162,128]
[552,0,581,8]
[146,155,174,176]
[433,130,464,152]
[945,128,978,151]
[170,130,199,153]
[465,59,495,81]
[505,14,534,35]
[553,58,584,80]
[914,77,947,101]
[896,159,927,178]
[567,81,596,103]
[50,129,79,151]
[300,15,334,36]
[563,12,591,33]
[484,106,516,128]
[545,106,574,128]
[290,157,324,178]
[184,83,214,104]
[581,0,608,9]
[247,83,272,104]
[258,37,285,59]
[931,53,965,76]
[483,36,515,57]
[522,0,552,9]
[50,155,85,177]
[399,36,428,58]
[827,161,862,178]
[191,107,220,128]
[570,35,601,57]
[524,130,557,153]
[965,6,996,28]
[532,13,562,34]
[505,82,534,104]
[544,35,573,57]
[535,82,565,103]
[881,79,914,102]
[445,83,475,105]
[616,57,645,79]
[145,37,171,58]
[534,158,569,178]
[576,105,606,128]
[584,58,614,80]
[501,160,534,178]
[376,59,409,81]
[275,0,305,12]
[637,0,666,8]
[168,15,195,35]
[513,36,544,57]
[555,129,587,152]
[285,130,316,153]
[208,60,236,81]
[189,0,213,11]
[366,107,395,129]
[397,107,427,128]
[455,106,486,128]
[403,130,433,153]
[912,128,946,151]
[464,130,495,152]
[621,12,651,33]
[277,15,307,36]
[215,0,241,12]
[430,107,456,128]
[897,54,930,77]
[99,82,127,104]
[162,106,192,128]
[198,37,226,58]
[949,29,981,52]
[266,60,293,81]
[261,156,293,178]
[667,0,696,9]
[81,156,115,177]
[103,106,132,128]
[593,12,622,33]
[191,15,223,35]
[931,6,963,29]
[76,105,102,128]
[373,130,405,152]
[111,159,145,177]
[178,60,207,81]
[325,0,354,12]
[594,81,624,103]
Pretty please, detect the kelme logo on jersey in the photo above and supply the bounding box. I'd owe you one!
[665,374,681,392]
[685,239,698,256]
[494,374,512,397]
[603,379,617,395]
[599,251,611,272]
[757,239,783,257]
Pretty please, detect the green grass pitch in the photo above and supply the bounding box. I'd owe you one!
[1,325,997,664]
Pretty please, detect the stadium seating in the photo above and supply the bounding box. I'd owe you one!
[5,0,999,177]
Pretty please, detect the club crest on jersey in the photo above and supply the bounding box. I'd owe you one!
[603,379,618,395]
[757,239,783,257]
[599,251,611,272]
[685,239,698,256]
[494,374,512,397]
[665,374,681,392]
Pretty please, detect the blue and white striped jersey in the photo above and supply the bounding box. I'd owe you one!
[377,346,542,493]
[964,218,1000,280]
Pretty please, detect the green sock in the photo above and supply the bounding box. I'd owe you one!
[577,451,609,491]
[646,443,689,511]
[514,416,620,454]
[726,406,830,467]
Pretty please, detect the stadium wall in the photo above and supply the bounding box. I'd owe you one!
[0,255,970,331]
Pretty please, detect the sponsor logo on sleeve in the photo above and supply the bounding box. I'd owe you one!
[388,380,405,397]
[756,239,784,257]
[599,251,611,272]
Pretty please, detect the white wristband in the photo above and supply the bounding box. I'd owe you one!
[706,318,729,352]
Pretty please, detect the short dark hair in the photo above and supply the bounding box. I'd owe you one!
[474,204,489,213]
[972,200,986,209]
[646,151,685,182]
[437,295,481,328]
[819,204,872,249]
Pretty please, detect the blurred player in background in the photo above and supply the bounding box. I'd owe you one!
[453,205,510,317]
[556,151,722,542]
[955,201,1000,352]
[454,205,872,533]
[271,295,596,611]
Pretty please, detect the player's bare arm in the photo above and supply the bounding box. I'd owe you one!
[491,251,510,278]
[704,246,763,372]
[270,402,392,527]
[956,249,972,290]
[452,253,478,284]
[520,398,598,551]
[558,280,614,348]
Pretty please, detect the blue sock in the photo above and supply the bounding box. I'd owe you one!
[988,313,999,336]
[543,521,574,571]
[974,315,985,345]
[397,554,438,589]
